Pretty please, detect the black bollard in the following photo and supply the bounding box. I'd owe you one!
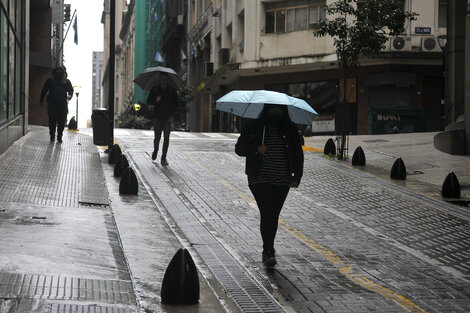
[442,171,461,198]
[352,146,366,166]
[114,154,129,177]
[108,144,122,164]
[390,157,406,180]
[323,138,336,156]
[68,117,77,130]
[119,167,138,195]
[303,126,313,137]
[161,248,200,305]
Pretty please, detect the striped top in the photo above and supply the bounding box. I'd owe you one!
[248,125,290,186]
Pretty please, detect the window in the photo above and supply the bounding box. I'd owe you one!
[289,83,305,98]
[294,7,307,31]
[1,12,7,123]
[309,5,319,26]
[320,5,326,20]
[266,10,274,33]
[267,80,338,115]
[0,0,24,123]
[15,42,20,115]
[438,0,447,28]
[286,9,294,32]
[9,28,14,119]
[275,10,285,33]
[308,4,326,29]
[266,2,326,33]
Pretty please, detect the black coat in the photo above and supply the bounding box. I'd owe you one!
[40,77,73,117]
[147,84,178,119]
[235,119,304,185]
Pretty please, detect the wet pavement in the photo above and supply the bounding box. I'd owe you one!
[0,127,136,312]
[1,126,470,312]
[303,133,470,202]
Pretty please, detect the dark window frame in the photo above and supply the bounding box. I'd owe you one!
[265,1,326,34]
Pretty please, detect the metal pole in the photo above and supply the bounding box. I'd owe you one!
[58,9,76,58]
[75,92,79,127]
[108,0,116,148]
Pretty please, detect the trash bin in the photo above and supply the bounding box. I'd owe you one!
[91,108,110,145]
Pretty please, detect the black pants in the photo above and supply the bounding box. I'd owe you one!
[153,118,171,157]
[249,183,290,252]
[48,112,66,140]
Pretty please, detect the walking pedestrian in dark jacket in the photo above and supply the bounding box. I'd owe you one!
[235,104,304,267]
[40,66,74,143]
[147,73,178,166]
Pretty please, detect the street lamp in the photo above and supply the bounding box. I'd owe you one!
[438,35,447,130]
[73,85,81,128]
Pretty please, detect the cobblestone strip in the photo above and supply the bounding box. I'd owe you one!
[162,151,470,312]
[130,151,285,313]
[46,302,136,313]
[0,273,135,304]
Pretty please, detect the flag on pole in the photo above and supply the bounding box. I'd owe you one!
[73,15,78,45]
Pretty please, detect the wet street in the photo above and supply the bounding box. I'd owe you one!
[114,128,470,312]
[1,127,470,313]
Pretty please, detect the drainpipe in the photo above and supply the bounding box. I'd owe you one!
[465,0,470,154]
[108,0,115,148]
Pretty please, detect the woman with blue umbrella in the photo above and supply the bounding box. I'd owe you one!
[235,103,304,268]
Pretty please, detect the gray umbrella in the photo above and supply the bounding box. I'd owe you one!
[134,66,183,90]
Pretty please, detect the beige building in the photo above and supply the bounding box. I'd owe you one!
[101,0,128,127]
[118,0,136,119]
[188,0,448,135]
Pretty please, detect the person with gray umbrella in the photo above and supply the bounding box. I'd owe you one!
[147,72,178,166]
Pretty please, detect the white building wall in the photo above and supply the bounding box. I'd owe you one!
[209,0,445,71]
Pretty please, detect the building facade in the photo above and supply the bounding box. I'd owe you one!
[118,0,135,117]
[101,0,127,127]
[1,0,27,155]
[133,0,165,106]
[103,0,168,126]
[92,51,104,109]
[433,0,470,155]
[188,0,448,135]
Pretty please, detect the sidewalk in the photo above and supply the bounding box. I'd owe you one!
[304,132,470,203]
[0,126,225,313]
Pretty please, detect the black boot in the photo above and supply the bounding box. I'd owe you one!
[262,249,276,267]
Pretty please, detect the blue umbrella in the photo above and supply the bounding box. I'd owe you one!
[215,90,318,125]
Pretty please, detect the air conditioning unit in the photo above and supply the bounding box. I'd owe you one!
[391,36,412,51]
[421,37,441,52]
[204,62,213,77]
[219,48,230,66]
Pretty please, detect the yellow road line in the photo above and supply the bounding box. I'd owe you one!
[303,145,323,152]
[184,152,428,313]
[280,221,428,313]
